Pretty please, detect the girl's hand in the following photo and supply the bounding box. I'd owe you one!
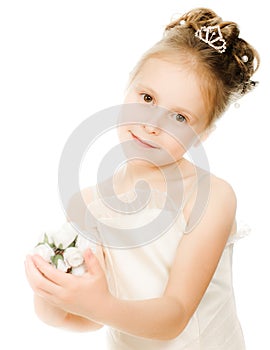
[25,249,111,322]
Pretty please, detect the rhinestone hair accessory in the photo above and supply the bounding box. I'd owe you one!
[195,25,227,53]
[241,55,248,63]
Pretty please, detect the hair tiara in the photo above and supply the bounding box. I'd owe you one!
[194,25,227,53]
[178,20,250,62]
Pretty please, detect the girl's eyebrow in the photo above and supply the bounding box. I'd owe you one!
[135,83,198,121]
[135,83,157,97]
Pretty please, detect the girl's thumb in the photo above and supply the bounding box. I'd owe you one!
[84,249,102,275]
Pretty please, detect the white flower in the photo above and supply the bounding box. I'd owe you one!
[63,247,84,267]
[75,234,97,253]
[71,264,86,276]
[32,243,54,262]
[56,258,69,272]
[51,222,78,249]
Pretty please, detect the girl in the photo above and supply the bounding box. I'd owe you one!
[25,8,259,349]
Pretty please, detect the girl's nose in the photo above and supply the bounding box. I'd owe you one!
[141,105,167,135]
[143,123,160,135]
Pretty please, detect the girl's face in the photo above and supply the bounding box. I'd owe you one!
[118,57,209,167]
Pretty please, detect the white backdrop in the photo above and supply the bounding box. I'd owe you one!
[1,1,269,349]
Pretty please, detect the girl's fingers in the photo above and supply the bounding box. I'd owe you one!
[25,255,42,290]
[25,255,62,296]
[84,249,103,276]
[31,254,72,286]
[24,257,66,306]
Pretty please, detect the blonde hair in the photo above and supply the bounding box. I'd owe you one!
[128,8,260,126]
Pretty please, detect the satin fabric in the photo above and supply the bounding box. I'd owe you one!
[86,185,247,350]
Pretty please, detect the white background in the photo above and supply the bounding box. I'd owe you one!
[1,0,269,349]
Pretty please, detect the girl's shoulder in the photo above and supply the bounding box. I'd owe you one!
[183,166,237,234]
[209,174,237,212]
[65,185,98,226]
[185,161,236,202]
[66,177,115,221]
[208,172,236,198]
[181,159,236,198]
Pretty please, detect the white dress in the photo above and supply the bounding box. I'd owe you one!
[85,178,249,350]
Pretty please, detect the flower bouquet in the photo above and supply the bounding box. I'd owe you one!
[32,222,96,276]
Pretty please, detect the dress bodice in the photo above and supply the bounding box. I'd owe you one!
[84,182,248,349]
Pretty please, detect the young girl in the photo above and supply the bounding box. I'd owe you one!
[25,8,259,350]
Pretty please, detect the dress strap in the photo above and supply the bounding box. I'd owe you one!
[181,170,211,233]
[181,170,210,210]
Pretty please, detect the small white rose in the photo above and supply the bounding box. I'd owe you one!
[63,247,84,267]
[32,243,54,262]
[71,264,86,276]
[56,258,69,272]
[51,222,78,249]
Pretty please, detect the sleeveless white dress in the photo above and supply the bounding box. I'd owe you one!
[85,178,249,350]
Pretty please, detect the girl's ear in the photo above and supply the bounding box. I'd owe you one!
[193,123,216,146]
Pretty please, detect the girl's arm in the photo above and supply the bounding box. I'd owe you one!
[33,294,103,332]
[28,176,236,340]
[25,255,104,332]
[25,186,104,332]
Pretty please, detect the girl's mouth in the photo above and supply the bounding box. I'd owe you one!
[129,131,160,149]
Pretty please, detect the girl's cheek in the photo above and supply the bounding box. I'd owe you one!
[163,134,190,159]
[117,126,129,142]
[167,143,186,160]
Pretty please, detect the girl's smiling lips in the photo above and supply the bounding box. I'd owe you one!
[129,131,160,149]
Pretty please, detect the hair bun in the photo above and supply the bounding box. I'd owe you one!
[170,8,240,48]
[166,7,259,80]
[165,8,221,31]
[219,22,240,47]
[179,8,222,28]
[166,8,221,31]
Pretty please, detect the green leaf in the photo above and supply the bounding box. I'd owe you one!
[49,242,56,249]
[51,254,63,266]
[67,236,77,248]
[44,233,49,244]
[50,255,55,265]
[44,233,56,249]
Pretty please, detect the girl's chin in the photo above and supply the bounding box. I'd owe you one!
[126,157,183,170]
[127,159,158,168]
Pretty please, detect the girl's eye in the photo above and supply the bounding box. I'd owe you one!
[142,93,153,103]
[174,113,186,123]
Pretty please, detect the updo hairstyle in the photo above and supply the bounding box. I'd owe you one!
[128,8,260,126]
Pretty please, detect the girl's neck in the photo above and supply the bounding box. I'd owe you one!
[113,158,194,194]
